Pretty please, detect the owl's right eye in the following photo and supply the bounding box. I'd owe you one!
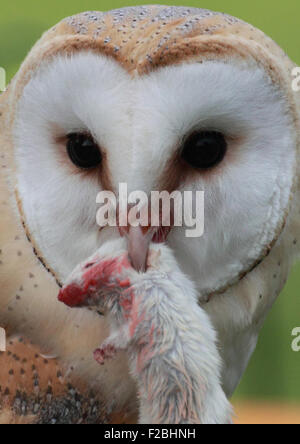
[66,133,102,169]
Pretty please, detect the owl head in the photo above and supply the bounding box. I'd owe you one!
[1,4,300,316]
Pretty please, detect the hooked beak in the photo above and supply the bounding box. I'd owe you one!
[123,224,172,272]
[117,204,173,272]
[127,225,153,272]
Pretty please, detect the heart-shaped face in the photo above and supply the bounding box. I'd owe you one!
[13,52,297,298]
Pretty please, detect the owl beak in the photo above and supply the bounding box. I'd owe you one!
[126,225,153,272]
[117,203,172,272]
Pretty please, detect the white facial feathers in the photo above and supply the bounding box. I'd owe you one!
[14,52,297,296]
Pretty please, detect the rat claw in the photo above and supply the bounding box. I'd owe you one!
[94,344,117,366]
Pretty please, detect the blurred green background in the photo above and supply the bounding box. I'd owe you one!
[1,0,299,405]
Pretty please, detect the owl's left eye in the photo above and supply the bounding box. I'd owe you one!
[66,133,102,169]
[181,131,227,170]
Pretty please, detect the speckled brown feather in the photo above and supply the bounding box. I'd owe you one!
[0,336,135,424]
[0,5,300,424]
[9,6,299,110]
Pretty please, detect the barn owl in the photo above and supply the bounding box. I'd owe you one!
[0,5,299,424]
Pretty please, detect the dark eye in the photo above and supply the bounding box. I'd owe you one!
[66,133,102,169]
[181,131,227,170]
